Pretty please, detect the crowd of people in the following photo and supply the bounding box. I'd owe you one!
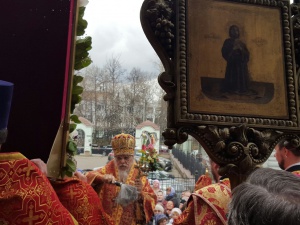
[1,79,300,225]
[145,185,189,225]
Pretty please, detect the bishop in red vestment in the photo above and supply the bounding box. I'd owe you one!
[86,133,157,225]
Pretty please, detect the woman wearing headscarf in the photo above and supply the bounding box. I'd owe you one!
[154,214,168,225]
[152,180,161,195]
[167,208,182,224]
[165,187,180,208]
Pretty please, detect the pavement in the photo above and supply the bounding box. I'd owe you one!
[74,154,108,170]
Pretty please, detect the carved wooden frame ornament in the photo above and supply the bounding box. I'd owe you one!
[141,0,300,187]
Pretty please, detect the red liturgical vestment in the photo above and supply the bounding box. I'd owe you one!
[0,152,78,225]
[86,160,157,225]
[174,178,231,225]
[52,177,114,225]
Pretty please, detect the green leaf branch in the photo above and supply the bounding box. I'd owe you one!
[62,5,92,177]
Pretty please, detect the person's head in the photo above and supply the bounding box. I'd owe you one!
[154,204,164,215]
[274,137,300,170]
[196,153,203,161]
[152,179,160,189]
[0,80,14,149]
[166,200,175,215]
[228,168,300,225]
[154,214,168,225]
[111,133,135,172]
[181,202,188,212]
[157,190,164,201]
[229,25,239,39]
[170,208,182,220]
[184,190,191,198]
[166,186,175,196]
[180,191,186,198]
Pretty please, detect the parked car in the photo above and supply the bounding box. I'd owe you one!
[148,171,174,180]
[77,147,84,155]
[149,170,175,179]
[159,157,173,172]
[160,145,169,153]
[134,146,140,153]
[134,151,142,161]
[80,169,93,174]
[91,145,113,156]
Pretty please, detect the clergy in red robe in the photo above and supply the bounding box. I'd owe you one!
[0,152,78,225]
[0,80,78,224]
[174,160,231,225]
[52,176,114,225]
[86,133,156,225]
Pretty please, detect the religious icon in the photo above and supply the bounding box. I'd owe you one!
[221,25,251,95]
[185,0,291,120]
[200,24,275,104]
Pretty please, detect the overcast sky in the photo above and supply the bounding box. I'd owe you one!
[83,0,161,74]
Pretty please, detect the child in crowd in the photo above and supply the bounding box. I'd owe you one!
[154,214,168,225]
[148,204,165,225]
[152,179,161,195]
[167,208,182,224]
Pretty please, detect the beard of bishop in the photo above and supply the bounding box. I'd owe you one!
[118,170,129,183]
[117,158,134,183]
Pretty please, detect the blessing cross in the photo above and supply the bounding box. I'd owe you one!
[23,162,36,177]
[66,186,78,200]
[22,203,40,225]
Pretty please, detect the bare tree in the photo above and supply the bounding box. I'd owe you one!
[151,59,168,142]
[156,88,168,132]
[74,56,168,145]
[104,55,125,97]
[124,68,147,125]
[103,55,125,130]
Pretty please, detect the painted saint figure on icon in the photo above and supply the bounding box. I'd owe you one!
[221,25,250,94]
